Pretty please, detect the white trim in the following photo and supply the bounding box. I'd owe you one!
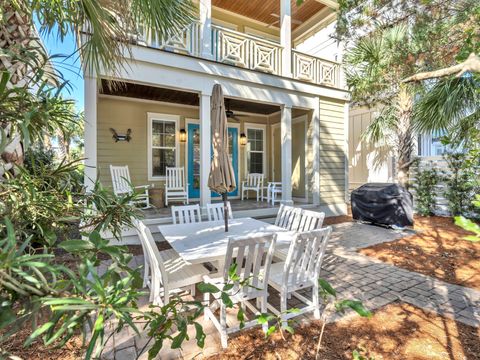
[271,122,280,181]
[147,112,180,181]
[99,94,199,109]
[212,18,238,31]
[84,76,97,191]
[244,122,267,179]
[244,26,279,42]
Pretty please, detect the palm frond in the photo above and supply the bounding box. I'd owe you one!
[413,75,480,140]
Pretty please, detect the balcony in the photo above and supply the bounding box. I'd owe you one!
[136,22,342,89]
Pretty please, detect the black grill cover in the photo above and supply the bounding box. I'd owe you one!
[351,183,413,227]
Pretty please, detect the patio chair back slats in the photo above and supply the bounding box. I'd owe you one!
[110,165,132,195]
[172,204,202,224]
[245,173,264,188]
[296,210,325,232]
[206,202,233,221]
[284,227,332,286]
[166,167,186,190]
[275,204,301,231]
[224,233,276,296]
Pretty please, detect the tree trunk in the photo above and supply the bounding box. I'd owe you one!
[395,88,414,188]
[0,3,32,179]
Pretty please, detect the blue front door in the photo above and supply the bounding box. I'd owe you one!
[187,123,239,199]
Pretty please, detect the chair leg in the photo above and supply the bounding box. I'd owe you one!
[190,284,196,297]
[280,291,288,328]
[313,282,320,319]
[220,303,228,348]
[260,296,268,333]
[241,188,244,201]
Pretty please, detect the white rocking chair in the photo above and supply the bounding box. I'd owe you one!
[241,173,265,202]
[203,233,277,348]
[132,219,208,305]
[110,165,151,209]
[267,227,332,323]
[165,167,188,206]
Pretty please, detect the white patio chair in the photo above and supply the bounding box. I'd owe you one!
[203,233,277,348]
[171,204,202,224]
[267,182,283,205]
[132,219,208,305]
[275,208,326,260]
[110,165,151,209]
[275,204,302,231]
[241,173,265,202]
[165,167,188,206]
[206,202,233,221]
[267,227,332,324]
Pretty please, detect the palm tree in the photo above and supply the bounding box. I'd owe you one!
[344,25,417,186]
[0,0,195,177]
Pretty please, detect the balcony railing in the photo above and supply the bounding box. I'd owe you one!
[212,25,282,75]
[137,23,341,88]
[292,50,340,88]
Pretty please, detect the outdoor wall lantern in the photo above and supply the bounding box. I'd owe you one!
[239,133,247,146]
[179,128,187,143]
[109,128,132,142]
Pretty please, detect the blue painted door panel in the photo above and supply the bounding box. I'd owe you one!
[187,124,239,199]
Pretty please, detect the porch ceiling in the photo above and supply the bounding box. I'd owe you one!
[212,0,326,29]
[100,80,281,115]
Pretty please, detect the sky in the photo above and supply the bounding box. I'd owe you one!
[37,26,84,112]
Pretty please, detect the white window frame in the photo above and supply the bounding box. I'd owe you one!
[147,112,180,181]
[244,123,267,177]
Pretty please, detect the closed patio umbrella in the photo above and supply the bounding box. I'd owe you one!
[208,84,236,232]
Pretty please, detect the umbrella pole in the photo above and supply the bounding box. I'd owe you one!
[222,192,228,232]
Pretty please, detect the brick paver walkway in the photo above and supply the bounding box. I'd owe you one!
[103,221,480,360]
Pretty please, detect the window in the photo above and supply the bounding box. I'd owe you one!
[148,114,178,179]
[246,127,265,174]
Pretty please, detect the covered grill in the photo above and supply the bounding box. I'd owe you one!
[351,183,414,228]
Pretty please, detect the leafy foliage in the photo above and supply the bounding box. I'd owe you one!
[412,164,440,216]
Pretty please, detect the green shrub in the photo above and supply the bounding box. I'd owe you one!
[413,164,439,216]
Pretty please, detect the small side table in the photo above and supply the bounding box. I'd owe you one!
[149,187,165,208]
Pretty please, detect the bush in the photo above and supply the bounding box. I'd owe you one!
[413,162,439,216]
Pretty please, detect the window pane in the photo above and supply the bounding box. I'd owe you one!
[247,129,263,151]
[152,148,175,177]
[249,152,263,174]
[152,120,176,147]
[165,133,175,147]
[152,121,163,147]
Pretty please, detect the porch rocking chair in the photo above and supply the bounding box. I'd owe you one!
[165,167,188,206]
[110,165,151,209]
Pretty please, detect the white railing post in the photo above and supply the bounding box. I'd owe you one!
[84,75,97,192]
[199,93,212,207]
[199,0,213,59]
[281,105,293,204]
[280,0,292,77]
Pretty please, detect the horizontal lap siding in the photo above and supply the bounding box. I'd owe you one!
[97,98,197,188]
[319,98,346,206]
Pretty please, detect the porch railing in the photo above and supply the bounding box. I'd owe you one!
[211,25,282,75]
[137,22,201,57]
[136,23,342,88]
[292,50,340,88]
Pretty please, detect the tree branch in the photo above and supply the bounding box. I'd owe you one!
[403,53,480,83]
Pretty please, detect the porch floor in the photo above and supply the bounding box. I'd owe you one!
[142,198,284,219]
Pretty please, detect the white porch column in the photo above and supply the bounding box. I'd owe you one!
[281,105,293,204]
[280,0,292,77]
[199,93,211,206]
[84,76,97,192]
[199,0,213,59]
[312,102,321,205]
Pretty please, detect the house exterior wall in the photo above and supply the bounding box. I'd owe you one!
[319,98,347,208]
[348,106,394,191]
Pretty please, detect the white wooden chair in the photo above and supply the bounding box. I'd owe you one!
[110,165,151,209]
[165,167,188,206]
[267,227,332,323]
[275,204,302,231]
[171,204,202,224]
[132,219,208,305]
[206,202,233,221]
[274,208,326,260]
[266,182,282,205]
[241,173,265,202]
[203,233,277,348]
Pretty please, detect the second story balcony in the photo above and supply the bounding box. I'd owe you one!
[134,0,342,89]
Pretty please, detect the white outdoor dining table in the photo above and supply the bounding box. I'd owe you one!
[158,217,293,267]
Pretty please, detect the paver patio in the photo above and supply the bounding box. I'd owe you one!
[102,221,480,360]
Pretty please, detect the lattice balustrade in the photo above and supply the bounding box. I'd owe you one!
[317,61,337,87]
[215,30,249,68]
[292,52,316,82]
[292,50,340,88]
